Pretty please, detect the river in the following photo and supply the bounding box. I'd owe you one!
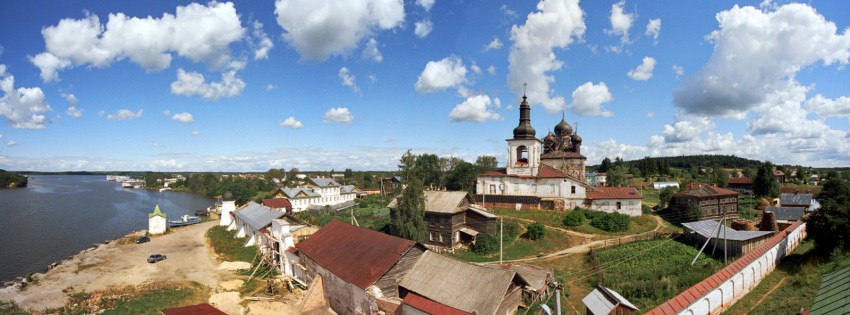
[0,175,214,282]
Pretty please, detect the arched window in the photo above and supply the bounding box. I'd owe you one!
[516,145,528,163]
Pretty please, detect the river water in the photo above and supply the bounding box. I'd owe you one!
[0,175,214,282]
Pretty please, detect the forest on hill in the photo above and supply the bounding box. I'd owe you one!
[0,170,27,188]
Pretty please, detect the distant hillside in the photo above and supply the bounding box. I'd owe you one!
[0,169,27,188]
[589,155,764,170]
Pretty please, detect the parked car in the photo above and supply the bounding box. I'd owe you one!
[135,236,150,244]
[147,254,166,263]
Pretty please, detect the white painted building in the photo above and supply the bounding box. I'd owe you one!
[653,181,680,190]
[232,201,285,247]
[476,93,642,215]
[273,177,357,212]
[220,191,236,228]
[148,204,167,235]
[586,187,644,216]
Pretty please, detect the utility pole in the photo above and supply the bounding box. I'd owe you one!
[499,217,503,264]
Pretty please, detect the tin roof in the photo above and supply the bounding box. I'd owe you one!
[674,184,738,198]
[582,286,638,315]
[296,220,417,289]
[780,193,813,206]
[234,202,285,231]
[587,187,642,200]
[682,220,773,241]
[161,303,227,315]
[388,191,474,215]
[262,198,292,210]
[811,265,850,315]
[403,292,474,315]
[399,251,520,315]
[766,206,805,222]
[308,177,340,187]
[279,187,320,199]
[728,177,752,184]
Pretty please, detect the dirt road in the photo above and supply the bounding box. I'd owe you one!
[0,220,223,311]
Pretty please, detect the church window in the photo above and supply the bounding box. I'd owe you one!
[516,146,528,163]
[571,186,576,194]
[489,184,496,194]
[616,202,622,210]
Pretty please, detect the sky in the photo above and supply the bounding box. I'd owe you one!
[1,0,849,172]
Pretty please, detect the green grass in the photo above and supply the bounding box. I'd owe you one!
[589,238,724,311]
[640,189,661,206]
[450,219,582,263]
[738,194,759,221]
[725,241,850,315]
[492,208,563,227]
[494,208,658,236]
[293,195,392,232]
[101,286,195,315]
[0,300,28,315]
[206,225,259,263]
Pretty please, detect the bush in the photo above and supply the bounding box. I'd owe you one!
[472,234,499,254]
[502,220,522,239]
[563,211,586,227]
[526,222,546,240]
[642,204,652,215]
[589,212,631,232]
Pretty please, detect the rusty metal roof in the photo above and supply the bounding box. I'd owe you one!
[674,184,738,198]
[295,220,417,289]
[161,303,227,315]
[587,187,643,200]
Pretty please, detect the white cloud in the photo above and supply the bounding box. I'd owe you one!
[274,0,404,61]
[191,130,200,136]
[0,68,52,129]
[31,2,245,82]
[279,116,303,128]
[368,74,377,83]
[361,38,383,63]
[416,0,435,11]
[414,55,468,93]
[627,56,656,81]
[170,69,245,100]
[171,112,194,123]
[5,140,16,147]
[661,115,714,143]
[606,1,634,45]
[507,0,586,114]
[323,107,353,124]
[449,95,502,122]
[163,109,171,116]
[484,38,503,51]
[414,19,433,38]
[266,84,278,91]
[805,94,850,120]
[338,67,359,93]
[672,65,684,78]
[470,62,482,75]
[62,93,83,118]
[107,109,143,121]
[487,65,496,75]
[673,3,850,117]
[645,18,661,41]
[250,21,274,60]
[501,4,518,19]
[584,139,648,164]
[571,82,613,117]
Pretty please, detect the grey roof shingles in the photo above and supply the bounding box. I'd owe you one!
[308,177,340,187]
[780,193,813,206]
[279,187,320,199]
[399,251,519,315]
[582,286,637,315]
[235,201,285,230]
[766,206,805,222]
[682,220,774,241]
[388,191,474,215]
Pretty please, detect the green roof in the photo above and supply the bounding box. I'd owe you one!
[149,204,167,219]
[811,265,850,315]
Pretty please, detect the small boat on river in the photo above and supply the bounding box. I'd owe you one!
[168,214,201,227]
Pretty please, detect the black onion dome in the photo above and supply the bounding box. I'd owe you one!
[513,95,536,139]
[544,131,557,142]
[571,133,582,143]
[223,191,235,201]
[554,116,572,136]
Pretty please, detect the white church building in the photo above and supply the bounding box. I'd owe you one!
[476,93,642,215]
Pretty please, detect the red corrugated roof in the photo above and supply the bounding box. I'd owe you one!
[161,303,228,315]
[403,292,474,315]
[644,220,804,315]
[296,220,416,289]
[262,198,292,210]
[586,187,642,199]
[728,177,752,184]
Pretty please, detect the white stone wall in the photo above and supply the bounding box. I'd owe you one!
[477,176,587,199]
[148,216,167,235]
[670,222,806,315]
[220,200,236,226]
[588,199,642,216]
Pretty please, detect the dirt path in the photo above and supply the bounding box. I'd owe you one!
[0,221,224,311]
[749,276,787,311]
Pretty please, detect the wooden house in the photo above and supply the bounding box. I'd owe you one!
[389,191,498,249]
[582,286,638,315]
[682,219,774,257]
[671,184,739,220]
[399,251,526,315]
[727,177,753,194]
[295,220,426,314]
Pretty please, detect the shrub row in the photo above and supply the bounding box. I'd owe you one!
[563,207,631,232]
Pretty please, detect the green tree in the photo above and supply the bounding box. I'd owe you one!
[658,185,678,209]
[806,177,850,255]
[685,201,703,222]
[474,155,498,173]
[753,162,780,198]
[742,167,756,179]
[390,178,427,242]
[266,168,286,181]
[415,153,442,188]
[598,157,612,173]
[710,168,729,188]
[563,211,586,226]
[471,234,499,254]
[526,222,546,240]
[607,165,628,187]
[344,168,353,179]
[446,161,479,194]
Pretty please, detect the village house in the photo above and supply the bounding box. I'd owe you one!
[381,176,404,196]
[148,204,167,235]
[766,206,807,230]
[272,177,357,212]
[773,169,786,183]
[779,192,819,212]
[230,202,285,249]
[398,251,526,315]
[267,215,316,283]
[582,286,639,315]
[295,220,426,314]
[388,191,498,249]
[671,184,739,220]
[475,94,642,214]
[682,219,774,257]
[585,187,644,217]
[261,198,292,213]
[727,177,753,194]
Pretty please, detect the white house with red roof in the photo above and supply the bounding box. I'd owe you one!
[476,94,641,215]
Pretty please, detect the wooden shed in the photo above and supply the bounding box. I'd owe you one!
[682,219,775,257]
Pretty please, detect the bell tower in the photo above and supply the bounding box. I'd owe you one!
[506,86,541,176]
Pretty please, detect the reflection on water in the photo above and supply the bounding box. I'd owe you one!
[0,175,214,282]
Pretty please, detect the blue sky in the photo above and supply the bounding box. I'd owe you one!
[1,0,849,172]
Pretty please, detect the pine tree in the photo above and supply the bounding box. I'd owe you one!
[753,162,779,198]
